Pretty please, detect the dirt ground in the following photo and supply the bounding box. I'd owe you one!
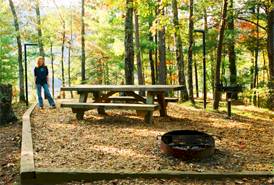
[60,178,273,185]
[31,102,273,173]
[0,103,27,185]
[0,101,273,185]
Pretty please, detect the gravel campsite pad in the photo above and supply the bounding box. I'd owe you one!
[31,103,274,172]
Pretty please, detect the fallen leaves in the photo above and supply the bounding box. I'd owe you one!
[31,102,274,174]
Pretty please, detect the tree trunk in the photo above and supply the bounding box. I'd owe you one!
[267,8,274,110]
[50,42,55,97]
[124,0,134,85]
[172,0,189,101]
[148,21,156,85]
[61,23,66,98]
[81,0,86,84]
[227,0,238,99]
[134,9,145,87]
[213,0,228,110]
[8,0,25,102]
[35,0,45,57]
[0,84,17,125]
[148,10,156,85]
[155,33,159,83]
[194,58,199,98]
[158,2,167,85]
[253,5,260,105]
[188,0,195,104]
[68,12,73,98]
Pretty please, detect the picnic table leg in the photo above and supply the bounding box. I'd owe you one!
[93,91,106,114]
[144,92,154,124]
[157,92,167,117]
[76,92,88,119]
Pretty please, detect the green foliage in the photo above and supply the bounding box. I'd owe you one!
[0,1,17,85]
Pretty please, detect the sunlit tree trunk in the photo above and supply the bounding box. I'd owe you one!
[172,0,189,101]
[61,23,66,98]
[134,9,144,86]
[35,0,45,57]
[124,0,134,85]
[81,0,86,83]
[194,57,199,98]
[158,1,167,85]
[213,0,228,110]
[148,20,156,85]
[8,0,25,102]
[50,42,55,97]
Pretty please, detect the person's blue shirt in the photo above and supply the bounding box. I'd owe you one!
[34,66,48,85]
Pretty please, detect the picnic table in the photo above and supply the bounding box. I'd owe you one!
[60,85,183,124]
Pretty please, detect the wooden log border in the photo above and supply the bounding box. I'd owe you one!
[20,104,274,185]
[21,103,36,183]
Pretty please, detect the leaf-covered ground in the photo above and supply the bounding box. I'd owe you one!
[59,178,273,185]
[0,103,28,185]
[31,101,274,174]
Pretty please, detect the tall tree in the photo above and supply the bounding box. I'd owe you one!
[8,0,25,102]
[50,42,55,97]
[124,0,134,85]
[213,0,228,110]
[68,9,73,98]
[158,0,167,85]
[188,0,195,103]
[134,9,145,86]
[35,0,45,57]
[148,20,156,84]
[267,7,274,110]
[81,0,86,83]
[227,0,237,99]
[171,0,189,101]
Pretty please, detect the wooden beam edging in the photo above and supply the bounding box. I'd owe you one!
[29,168,274,185]
[21,104,37,182]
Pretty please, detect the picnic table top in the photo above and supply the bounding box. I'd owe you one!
[61,85,184,92]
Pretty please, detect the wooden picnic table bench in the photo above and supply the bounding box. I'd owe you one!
[61,85,183,124]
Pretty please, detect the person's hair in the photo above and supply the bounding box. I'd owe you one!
[36,56,45,67]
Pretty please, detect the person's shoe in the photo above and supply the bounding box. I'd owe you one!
[38,106,43,109]
[50,105,56,109]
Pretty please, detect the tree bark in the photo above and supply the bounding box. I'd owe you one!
[188,0,195,104]
[81,0,86,83]
[213,0,228,110]
[172,0,189,101]
[124,0,134,85]
[61,24,66,98]
[8,0,25,102]
[134,9,145,86]
[227,0,238,99]
[148,21,156,85]
[68,12,73,98]
[267,8,274,110]
[194,58,199,98]
[158,1,167,85]
[35,0,45,57]
[0,84,17,125]
[50,42,55,97]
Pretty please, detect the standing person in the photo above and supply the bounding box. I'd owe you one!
[34,56,56,109]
